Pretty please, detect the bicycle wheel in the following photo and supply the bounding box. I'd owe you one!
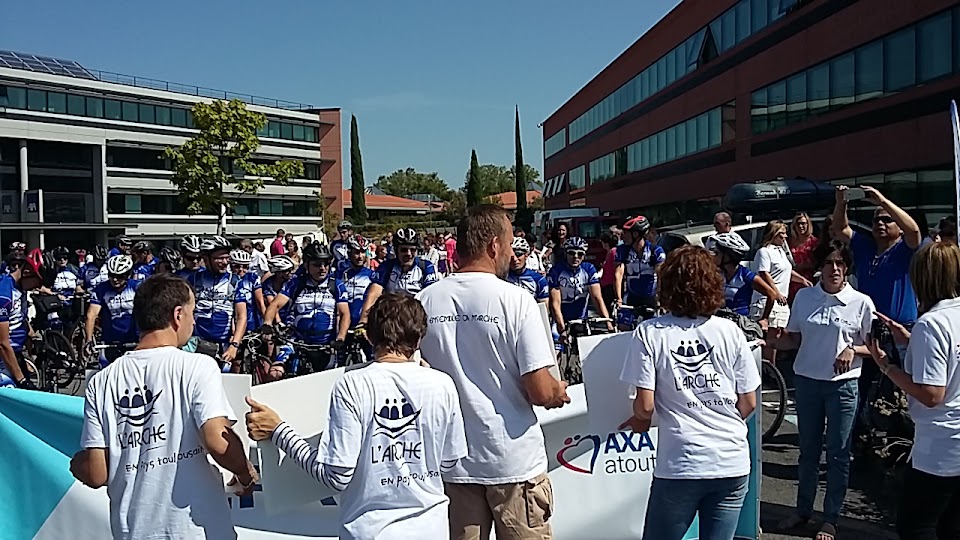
[43,330,80,389]
[761,360,788,443]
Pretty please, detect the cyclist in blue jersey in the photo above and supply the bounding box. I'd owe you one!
[548,237,613,338]
[230,249,265,334]
[331,220,353,265]
[357,228,439,326]
[81,245,109,291]
[188,236,247,369]
[107,235,132,258]
[0,242,26,275]
[337,235,376,363]
[506,237,549,302]
[262,255,295,325]
[0,252,42,389]
[45,246,83,330]
[177,234,203,280]
[613,215,665,314]
[263,242,350,374]
[83,255,140,366]
[131,240,158,281]
[711,232,778,319]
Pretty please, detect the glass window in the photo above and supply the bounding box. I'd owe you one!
[1,86,26,108]
[640,69,650,100]
[855,40,883,101]
[686,118,698,151]
[674,43,686,79]
[155,106,171,126]
[708,108,722,147]
[696,113,709,151]
[666,126,677,160]
[268,121,281,138]
[171,108,187,127]
[293,124,305,141]
[807,63,830,116]
[666,49,677,85]
[657,58,666,91]
[736,1,751,43]
[751,0,768,32]
[721,9,736,51]
[121,101,138,122]
[281,122,293,140]
[918,11,952,82]
[676,121,687,157]
[85,97,103,118]
[657,131,667,163]
[709,18,723,55]
[185,110,194,128]
[640,138,650,170]
[46,92,66,114]
[125,194,142,214]
[786,72,807,125]
[67,94,85,116]
[686,30,706,72]
[27,89,46,111]
[884,26,916,92]
[104,99,122,120]
[830,52,855,108]
[767,80,787,129]
[306,126,318,143]
[649,133,659,165]
[751,88,769,134]
[139,104,155,124]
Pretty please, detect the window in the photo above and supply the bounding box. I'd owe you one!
[107,193,125,214]
[751,0,769,32]
[0,86,26,108]
[292,124,305,141]
[918,11,951,82]
[171,107,187,127]
[708,108,722,147]
[104,99,122,120]
[27,89,46,111]
[268,121,281,138]
[545,129,566,158]
[736,1,751,43]
[829,52,855,108]
[156,106,171,126]
[855,40,883,101]
[721,8,736,52]
[85,97,103,118]
[640,138,651,170]
[569,166,586,190]
[121,101,138,122]
[884,26,916,92]
[47,92,67,114]
[304,163,320,180]
[259,199,282,216]
[685,118,697,152]
[666,49,677,85]
[281,122,293,139]
[666,126,677,160]
[807,63,830,116]
[786,72,807,124]
[767,80,787,129]
[306,127,318,143]
[696,114,709,151]
[125,194,142,214]
[138,104,155,124]
[185,110,194,128]
[67,94,85,115]
[676,121,687,157]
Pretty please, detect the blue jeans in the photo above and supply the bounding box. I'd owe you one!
[642,475,749,540]
[794,375,859,524]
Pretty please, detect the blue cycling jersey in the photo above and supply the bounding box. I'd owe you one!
[91,279,140,344]
[723,265,758,316]
[132,257,158,281]
[331,240,349,263]
[238,273,263,333]
[547,261,600,322]
[506,268,549,302]
[281,275,348,345]
[108,247,123,258]
[175,267,197,281]
[52,266,81,298]
[81,263,107,290]
[335,265,375,328]
[372,257,439,296]
[190,269,244,344]
[0,274,28,351]
[614,242,665,301]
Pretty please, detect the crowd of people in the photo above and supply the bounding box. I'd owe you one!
[0,181,957,539]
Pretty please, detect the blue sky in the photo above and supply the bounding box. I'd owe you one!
[2,0,681,189]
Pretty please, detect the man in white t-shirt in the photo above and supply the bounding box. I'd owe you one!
[246,292,468,539]
[416,204,569,540]
[71,274,257,540]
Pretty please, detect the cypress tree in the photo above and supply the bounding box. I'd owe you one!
[349,114,367,225]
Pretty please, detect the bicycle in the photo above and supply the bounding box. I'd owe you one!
[558,316,615,385]
[341,329,370,367]
[238,331,274,386]
[91,342,137,369]
[612,303,659,331]
[23,329,82,393]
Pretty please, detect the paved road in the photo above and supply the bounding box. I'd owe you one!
[758,358,898,539]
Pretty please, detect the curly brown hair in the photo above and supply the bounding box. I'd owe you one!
[656,245,725,318]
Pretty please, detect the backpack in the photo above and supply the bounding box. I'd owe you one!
[381,258,430,292]
[188,271,241,299]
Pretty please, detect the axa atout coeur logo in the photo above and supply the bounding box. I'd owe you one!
[556,431,656,475]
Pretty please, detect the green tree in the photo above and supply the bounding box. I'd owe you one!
[374,168,451,200]
[441,190,468,223]
[349,115,367,225]
[164,99,303,235]
[464,163,542,200]
[466,150,482,208]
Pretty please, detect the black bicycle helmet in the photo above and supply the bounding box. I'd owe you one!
[623,215,651,236]
[116,235,132,247]
[302,241,332,262]
[52,246,70,260]
[160,246,183,270]
[393,227,420,249]
[132,240,153,254]
[93,244,108,262]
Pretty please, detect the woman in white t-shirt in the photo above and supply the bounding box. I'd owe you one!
[772,240,874,540]
[751,220,811,367]
[867,242,960,539]
[246,293,468,540]
[620,246,761,540]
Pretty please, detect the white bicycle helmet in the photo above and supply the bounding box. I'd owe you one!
[712,232,751,260]
[268,255,295,273]
[511,237,531,254]
[229,249,253,265]
[201,235,231,253]
[106,255,134,276]
[562,237,589,252]
[180,234,202,254]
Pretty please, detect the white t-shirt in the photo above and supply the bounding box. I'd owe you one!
[415,272,556,484]
[525,251,545,274]
[81,347,237,540]
[751,244,792,306]
[320,362,467,540]
[424,247,441,267]
[620,314,761,480]
[903,297,960,477]
[787,283,875,382]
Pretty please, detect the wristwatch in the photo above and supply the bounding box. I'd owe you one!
[229,341,240,349]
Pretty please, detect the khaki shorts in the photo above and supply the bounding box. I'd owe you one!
[751,301,790,329]
[446,473,554,540]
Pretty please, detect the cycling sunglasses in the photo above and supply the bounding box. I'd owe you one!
[108,273,130,280]
[873,215,895,224]
[513,249,529,257]
[567,250,586,258]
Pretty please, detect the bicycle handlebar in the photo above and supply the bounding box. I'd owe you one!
[93,343,137,350]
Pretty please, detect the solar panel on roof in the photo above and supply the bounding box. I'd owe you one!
[0,50,97,81]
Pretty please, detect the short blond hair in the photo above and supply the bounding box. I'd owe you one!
[910,242,960,313]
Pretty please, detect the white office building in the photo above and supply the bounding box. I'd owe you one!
[0,50,343,251]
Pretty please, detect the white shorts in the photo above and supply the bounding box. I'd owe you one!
[751,301,790,329]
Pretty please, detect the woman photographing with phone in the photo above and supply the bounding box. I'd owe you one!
[867,242,960,539]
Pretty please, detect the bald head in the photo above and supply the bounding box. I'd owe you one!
[714,212,732,234]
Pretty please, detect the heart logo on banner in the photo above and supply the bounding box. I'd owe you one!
[556,434,602,474]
